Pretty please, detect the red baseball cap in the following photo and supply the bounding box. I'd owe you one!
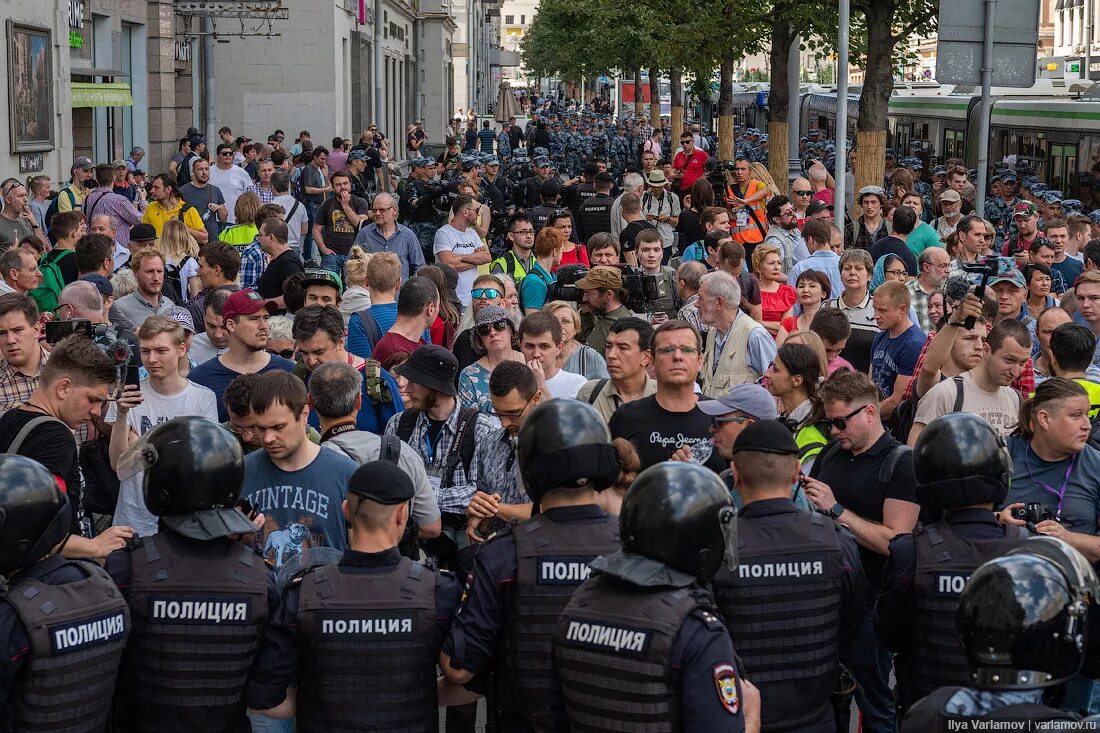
[222,289,277,320]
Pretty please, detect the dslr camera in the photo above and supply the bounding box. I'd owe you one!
[1010,502,1059,525]
[44,318,95,345]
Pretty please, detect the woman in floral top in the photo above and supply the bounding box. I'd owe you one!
[457,305,524,414]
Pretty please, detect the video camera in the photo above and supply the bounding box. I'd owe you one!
[550,264,674,313]
[44,318,100,345]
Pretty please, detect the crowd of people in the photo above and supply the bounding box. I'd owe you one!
[3,104,1100,732]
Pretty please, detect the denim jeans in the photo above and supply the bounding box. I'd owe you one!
[303,202,322,263]
[320,252,347,276]
[841,611,898,733]
[1063,675,1099,714]
[247,710,292,732]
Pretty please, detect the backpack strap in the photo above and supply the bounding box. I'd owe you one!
[379,433,402,464]
[952,374,965,414]
[442,406,480,488]
[878,444,913,488]
[356,310,383,348]
[6,415,65,455]
[586,378,608,406]
[396,410,419,444]
[285,199,301,222]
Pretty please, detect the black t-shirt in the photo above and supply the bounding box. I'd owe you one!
[809,430,918,599]
[318,195,371,255]
[675,208,705,250]
[869,236,919,276]
[452,327,479,378]
[257,249,304,301]
[608,395,727,473]
[0,408,82,534]
[620,220,657,254]
[45,247,79,287]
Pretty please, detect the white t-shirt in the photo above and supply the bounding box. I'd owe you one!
[107,379,219,535]
[913,370,1021,437]
[545,368,588,399]
[188,332,227,365]
[433,224,482,307]
[273,194,308,250]
[208,164,254,223]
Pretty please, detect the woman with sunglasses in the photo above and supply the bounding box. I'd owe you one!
[766,343,829,473]
[777,270,831,347]
[457,305,524,414]
[543,300,609,379]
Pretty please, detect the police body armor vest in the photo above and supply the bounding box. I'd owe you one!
[296,558,439,733]
[5,558,129,733]
[577,195,613,238]
[497,514,620,724]
[554,574,705,733]
[908,521,1028,705]
[712,510,845,731]
[121,533,269,731]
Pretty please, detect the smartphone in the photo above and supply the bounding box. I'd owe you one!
[124,364,141,390]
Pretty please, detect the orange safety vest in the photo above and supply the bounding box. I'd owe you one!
[726,179,768,246]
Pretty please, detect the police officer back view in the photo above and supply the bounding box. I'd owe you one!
[440,399,622,732]
[712,420,866,732]
[902,536,1099,730]
[247,459,462,731]
[553,461,762,733]
[106,416,274,732]
[0,454,130,732]
[876,412,1029,714]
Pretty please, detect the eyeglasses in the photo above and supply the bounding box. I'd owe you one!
[792,189,812,195]
[476,321,510,337]
[826,404,869,431]
[712,414,753,430]
[371,205,395,213]
[654,345,700,356]
[885,268,907,277]
[267,348,296,359]
[510,228,535,236]
[491,393,535,421]
[472,288,501,300]
[219,151,233,156]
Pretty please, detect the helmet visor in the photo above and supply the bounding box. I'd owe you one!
[721,505,738,573]
[115,432,159,481]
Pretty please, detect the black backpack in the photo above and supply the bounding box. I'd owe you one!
[163,255,194,304]
[395,406,479,489]
[888,375,964,443]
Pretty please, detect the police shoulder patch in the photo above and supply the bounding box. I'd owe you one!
[713,662,740,716]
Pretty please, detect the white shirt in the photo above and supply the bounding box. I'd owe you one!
[545,368,588,399]
[273,194,308,250]
[107,379,219,535]
[208,164,254,224]
[188,332,227,365]
[113,240,130,272]
[433,224,483,307]
[0,281,16,295]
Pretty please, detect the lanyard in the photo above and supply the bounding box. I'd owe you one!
[1025,442,1076,519]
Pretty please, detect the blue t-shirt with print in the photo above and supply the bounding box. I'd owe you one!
[870,323,926,397]
[243,447,359,567]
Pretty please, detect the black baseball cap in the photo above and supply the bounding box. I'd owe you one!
[806,200,834,217]
[731,420,800,455]
[348,461,414,504]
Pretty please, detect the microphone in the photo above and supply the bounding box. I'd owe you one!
[943,274,971,305]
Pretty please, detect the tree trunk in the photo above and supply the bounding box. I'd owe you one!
[855,0,895,194]
[649,67,662,128]
[718,56,735,161]
[670,67,684,141]
[634,68,644,118]
[768,19,794,194]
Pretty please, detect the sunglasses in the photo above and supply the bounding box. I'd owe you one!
[472,288,501,300]
[267,348,296,359]
[827,404,869,431]
[476,321,510,337]
[792,189,812,195]
[712,414,753,430]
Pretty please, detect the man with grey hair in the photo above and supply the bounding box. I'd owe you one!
[907,246,950,332]
[309,360,441,548]
[88,214,131,272]
[0,247,41,295]
[611,172,646,238]
[697,270,775,396]
[676,260,709,336]
[352,191,424,280]
[125,146,145,172]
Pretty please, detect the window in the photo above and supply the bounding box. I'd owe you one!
[520,14,525,23]
[944,128,965,162]
[505,14,513,24]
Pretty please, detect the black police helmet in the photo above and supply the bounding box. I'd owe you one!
[620,462,734,579]
[914,413,1011,512]
[0,455,71,576]
[958,537,1099,690]
[516,400,620,505]
[142,416,245,516]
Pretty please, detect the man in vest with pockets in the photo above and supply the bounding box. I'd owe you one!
[106,416,276,732]
[876,413,1029,717]
[697,270,775,398]
[441,399,623,732]
[712,420,866,731]
[247,459,464,731]
[383,345,495,567]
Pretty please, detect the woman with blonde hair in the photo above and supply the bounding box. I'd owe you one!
[543,300,608,379]
[752,243,796,336]
[159,218,201,301]
[217,192,262,245]
[750,162,780,197]
[340,245,372,324]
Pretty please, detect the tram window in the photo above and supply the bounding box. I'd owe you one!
[1050,144,1077,193]
[944,129,964,161]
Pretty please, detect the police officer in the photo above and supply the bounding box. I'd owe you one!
[0,454,130,732]
[440,399,622,732]
[902,536,1098,730]
[553,461,762,733]
[246,460,463,729]
[106,416,276,732]
[520,155,553,210]
[711,420,865,732]
[399,157,447,262]
[876,413,1030,714]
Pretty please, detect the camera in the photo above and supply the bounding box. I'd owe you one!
[550,264,589,303]
[1010,502,1059,525]
[549,264,673,313]
[44,318,93,345]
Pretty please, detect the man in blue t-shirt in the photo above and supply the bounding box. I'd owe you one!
[346,251,401,359]
[189,289,296,421]
[870,281,926,420]
[240,370,359,568]
[293,305,403,435]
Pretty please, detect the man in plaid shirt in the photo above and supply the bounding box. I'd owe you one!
[0,294,47,414]
[905,246,950,332]
[384,345,494,563]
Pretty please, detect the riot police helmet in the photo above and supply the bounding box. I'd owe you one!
[958,537,1100,690]
[516,399,620,505]
[0,455,71,576]
[619,462,735,579]
[914,412,1011,512]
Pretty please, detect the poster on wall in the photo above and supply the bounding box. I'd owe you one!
[7,21,54,153]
